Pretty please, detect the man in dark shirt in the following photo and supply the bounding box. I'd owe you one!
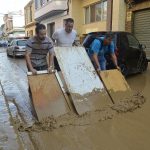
[25,23,54,74]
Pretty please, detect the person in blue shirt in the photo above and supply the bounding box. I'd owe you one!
[88,33,120,71]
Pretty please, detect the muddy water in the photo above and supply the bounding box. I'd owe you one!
[0,50,35,149]
[0,47,150,150]
[0,86,22,150]
[0,52,35,125]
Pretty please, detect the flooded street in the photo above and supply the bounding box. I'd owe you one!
[0,47,150,150]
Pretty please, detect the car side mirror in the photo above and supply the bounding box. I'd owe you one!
[139,44,146,49]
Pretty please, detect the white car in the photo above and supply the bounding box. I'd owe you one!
[7,39,27,57]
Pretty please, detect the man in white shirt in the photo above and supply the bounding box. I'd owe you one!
[52,18,77,47]
[52,18,77,71]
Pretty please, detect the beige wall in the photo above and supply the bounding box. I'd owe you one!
[41,12,70,29]
[24,0,36,37]
[112,0,126,31]
[25,25,35,37]
[82,21,107,34]
[24,0,35,25]
[82,0,101,7]
[71,0,83,36]
[3,14,13,33]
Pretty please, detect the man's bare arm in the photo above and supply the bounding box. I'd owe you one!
[25,51,37,74]
[92,53,101,71]
[111,53,120,70]
[48,51,54,73]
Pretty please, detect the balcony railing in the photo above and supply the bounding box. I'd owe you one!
[35,0,68,21]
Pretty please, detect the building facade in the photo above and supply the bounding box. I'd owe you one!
[34,0,69,38]
[34,0,127,41]
[24,0,36,37]
[3,14,13,34]
[3,11,25,38]
[125,0,150,58]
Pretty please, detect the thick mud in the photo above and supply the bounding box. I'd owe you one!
[12,91,145,133]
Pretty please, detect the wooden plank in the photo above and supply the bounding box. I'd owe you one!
[54,47,112,115]
[99,70,132,103]
[28,73,70,121]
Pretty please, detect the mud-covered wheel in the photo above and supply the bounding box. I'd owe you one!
[140,58,148,73]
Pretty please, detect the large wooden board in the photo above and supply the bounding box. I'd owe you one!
[99,70,132,103]
[55,47,112,115]
[28,73,70,121]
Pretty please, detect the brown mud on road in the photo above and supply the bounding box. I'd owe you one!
[15,91,145,133]
[18,64,150,150]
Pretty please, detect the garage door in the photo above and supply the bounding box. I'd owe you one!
[133,9,150,59]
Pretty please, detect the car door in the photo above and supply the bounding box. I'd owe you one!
[125,33,141,70]
[7,41,13,55]
[10,41,16,55]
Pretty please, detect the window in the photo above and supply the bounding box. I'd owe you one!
[85,7,90,24]
[30,6,32,22]
[17,40,27,46]
[127,34,139,49]
[40,0,45,6]
[85,0,107,24]
[35,0,38,9]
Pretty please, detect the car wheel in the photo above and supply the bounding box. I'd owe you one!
[6,50,11,57]
[140,58,148,73]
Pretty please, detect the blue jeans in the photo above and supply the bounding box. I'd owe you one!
[100,60,106,70]
[92,60,106,70]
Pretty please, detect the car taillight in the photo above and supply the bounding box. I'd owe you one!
[15,46,19,49]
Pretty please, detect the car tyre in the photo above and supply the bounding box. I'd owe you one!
[140,58,148,73]
[6,50,11,57]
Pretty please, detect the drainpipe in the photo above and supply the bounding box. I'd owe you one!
[107,0,113,31]
[66,0,70,15]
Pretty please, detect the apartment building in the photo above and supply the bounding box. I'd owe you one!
[34,0,126,40]
[3,11,25,38]
[24,0,36,37]
[34,0,69,38]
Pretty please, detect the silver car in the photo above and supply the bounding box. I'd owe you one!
[7,39,27,57]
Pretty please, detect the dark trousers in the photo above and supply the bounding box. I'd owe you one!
[33,65,48,71]
[54,56,61,71]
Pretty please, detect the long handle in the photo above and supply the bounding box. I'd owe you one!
[55,71,72,111]
[27,70,55,76]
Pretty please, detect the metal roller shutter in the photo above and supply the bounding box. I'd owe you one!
[133,9,150,59]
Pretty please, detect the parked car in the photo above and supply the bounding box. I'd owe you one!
[6,39,27,57]
[0,40,8,47]
[83,32,148,76]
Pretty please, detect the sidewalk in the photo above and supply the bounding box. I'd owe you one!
[0,85,22,150]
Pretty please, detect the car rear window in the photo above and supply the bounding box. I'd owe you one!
[17,40,27,46]
[127,34,139,49]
